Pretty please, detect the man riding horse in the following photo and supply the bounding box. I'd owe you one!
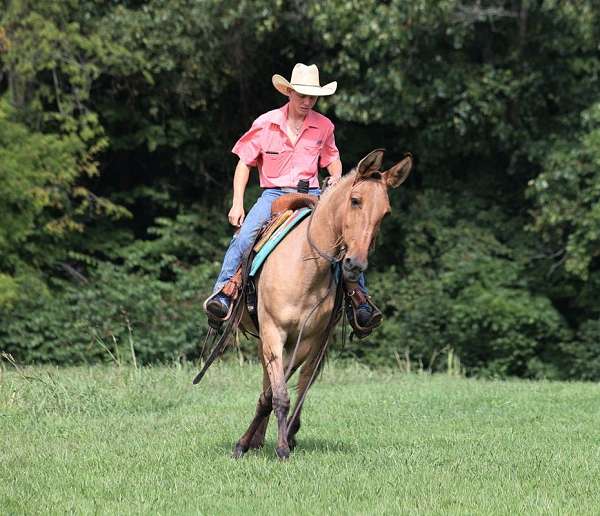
[203,63,380,335]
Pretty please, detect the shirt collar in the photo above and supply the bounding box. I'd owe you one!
[275,103,319,130]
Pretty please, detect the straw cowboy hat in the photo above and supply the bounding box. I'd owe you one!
[272,63,337,97]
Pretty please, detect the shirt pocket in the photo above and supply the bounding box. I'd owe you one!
[262,149,285,178]
[303,143,322,163]
[303,143,322,171]
[304,143,321,154]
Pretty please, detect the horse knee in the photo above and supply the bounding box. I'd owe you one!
[274,395,289,410]
[272,392,290,419]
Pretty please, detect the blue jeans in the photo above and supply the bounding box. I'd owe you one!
[212,187,367,294]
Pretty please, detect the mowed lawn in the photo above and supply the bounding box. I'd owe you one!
[2,361,600,515]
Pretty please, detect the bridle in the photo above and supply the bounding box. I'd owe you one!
[306,175,384,264]
[305,180,348,265]
[306,207,346,265]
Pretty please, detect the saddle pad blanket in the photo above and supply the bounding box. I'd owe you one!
[253,209,294,253]
[249,207,312,277]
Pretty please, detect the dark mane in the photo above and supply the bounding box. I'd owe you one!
[319,169,357,201]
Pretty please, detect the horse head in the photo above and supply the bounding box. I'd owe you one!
[340,149,412,282]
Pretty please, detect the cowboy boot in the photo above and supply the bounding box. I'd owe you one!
[204,268,243,326]
[344,283,383,339]
[204,292,231,320]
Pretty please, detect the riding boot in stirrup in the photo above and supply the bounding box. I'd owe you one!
[203,268,243,328]
[344,285,383,339]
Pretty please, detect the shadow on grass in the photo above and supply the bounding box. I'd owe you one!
[293,437,356,454]
[215,437,356,458]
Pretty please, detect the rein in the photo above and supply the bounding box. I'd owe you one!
[193,182,348,392]
[283,188,347,429]
[286,273,343,435]
[305,184,346,265]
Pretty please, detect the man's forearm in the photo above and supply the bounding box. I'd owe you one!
[232,160,251,207]
[326,159,342,180]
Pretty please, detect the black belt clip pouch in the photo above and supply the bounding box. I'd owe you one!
[297,179,309,194]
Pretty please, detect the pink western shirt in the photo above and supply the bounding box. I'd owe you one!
[231,103,340,188]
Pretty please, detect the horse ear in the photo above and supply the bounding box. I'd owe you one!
[383,154,412,188]
[356,149,385,179]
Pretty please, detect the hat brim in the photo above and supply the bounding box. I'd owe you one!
[272,74,337,97]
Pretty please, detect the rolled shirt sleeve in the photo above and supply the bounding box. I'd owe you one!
[319,124,340,168]
[232,122,263,167]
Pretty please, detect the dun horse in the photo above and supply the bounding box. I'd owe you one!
[232,149,412,459]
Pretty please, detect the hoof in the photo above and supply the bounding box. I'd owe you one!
[276,446,290,460]
[288,436,297,451]
[231,443,247,459]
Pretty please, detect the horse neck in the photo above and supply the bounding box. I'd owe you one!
[304,178,350,267]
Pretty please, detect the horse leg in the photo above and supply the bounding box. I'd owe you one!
[246,338,309,451]
[247,341,307,450]
[260,324,291,459]
[232,362,272,458]
[232,335,309,459]
[248,366,272,450]
[287,346,321,451]
[248,415,270,449]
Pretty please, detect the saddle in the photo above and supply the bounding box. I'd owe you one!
[204,194,317,327]
[254,193,317,255]
[206,193,382,338]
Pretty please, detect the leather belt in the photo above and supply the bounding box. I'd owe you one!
[267,179,312,194]
[265,186,317,193]
[270,187,302,193]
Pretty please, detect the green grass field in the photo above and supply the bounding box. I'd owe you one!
[2,361,600,515]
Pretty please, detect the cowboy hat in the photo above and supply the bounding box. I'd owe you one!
[272,63,337,97]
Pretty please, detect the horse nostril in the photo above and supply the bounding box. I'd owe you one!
[344,257,363,273]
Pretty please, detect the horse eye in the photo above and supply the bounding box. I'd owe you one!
[351,197,361,207]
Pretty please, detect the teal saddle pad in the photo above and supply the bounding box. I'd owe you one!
[249,207,312,277]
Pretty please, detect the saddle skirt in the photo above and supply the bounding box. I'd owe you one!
[248,192,317,277]
[249,207,312,277]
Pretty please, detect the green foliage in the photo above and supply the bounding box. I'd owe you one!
[0,261,217,364]
[528,102,600,280]
[0,98,80,240]
[560,319,600,381]
[3,1,109,141]
[341,190,570,379]
[0,98,81,306]
[312,0,600,168]
[0,273,19,309]
[0,96,129,307]
[2,0,600,377]
[0,206,228,364]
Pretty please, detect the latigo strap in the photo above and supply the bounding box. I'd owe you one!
[221,268,243,299]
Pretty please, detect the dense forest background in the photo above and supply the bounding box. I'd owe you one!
[1,0,600,379]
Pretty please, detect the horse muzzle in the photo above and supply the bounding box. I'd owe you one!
[342,256,367,282]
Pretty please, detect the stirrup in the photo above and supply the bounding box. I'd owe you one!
[344,289,383,339]
[204,268,243,326]
[203,292,234,329]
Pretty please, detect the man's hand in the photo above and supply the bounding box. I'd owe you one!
[326,159,343,188]
[326,175,341,187]
[228,204,245,227]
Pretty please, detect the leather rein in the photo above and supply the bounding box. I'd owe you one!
[305,182,346,265]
